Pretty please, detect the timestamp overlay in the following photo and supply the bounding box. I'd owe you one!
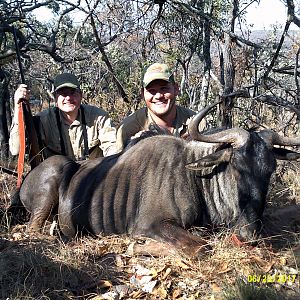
[247,274,298,284]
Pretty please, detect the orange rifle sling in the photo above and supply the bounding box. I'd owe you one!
[17,102,26,188]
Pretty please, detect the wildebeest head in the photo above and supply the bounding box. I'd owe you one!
[186,101,300,241]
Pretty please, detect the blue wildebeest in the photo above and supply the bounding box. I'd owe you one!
[17,102,300,256]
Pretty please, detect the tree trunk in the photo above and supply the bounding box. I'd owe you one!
[219,0,237,128]
[198,10,212,111]
[0,67,11,160]
[220,32,235,128]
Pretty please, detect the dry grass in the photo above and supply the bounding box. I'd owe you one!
[1,162,300,299]
[268,161,300,206]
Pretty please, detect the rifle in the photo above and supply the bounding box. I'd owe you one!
[0,166,18,177]
[12,26,42,187]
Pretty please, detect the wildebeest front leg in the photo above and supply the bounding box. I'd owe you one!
[19,155,79,234]
[137,220,211,257]
[26,199,57,233]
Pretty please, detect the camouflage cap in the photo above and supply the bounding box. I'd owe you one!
[54,73,80,91]
[143,63,175,87]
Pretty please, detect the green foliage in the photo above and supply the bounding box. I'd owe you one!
[223,279,280,300]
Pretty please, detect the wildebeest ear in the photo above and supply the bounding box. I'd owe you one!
[272,147,300,161]
[186,148,233,170]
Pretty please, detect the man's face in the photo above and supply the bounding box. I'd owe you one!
[55,87,82,114]
[143,79,179,117]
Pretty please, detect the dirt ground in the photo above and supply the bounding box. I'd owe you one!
[1,161,300,299]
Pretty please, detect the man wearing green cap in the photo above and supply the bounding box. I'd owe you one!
[10,73,117,160]
[116,63,202,151]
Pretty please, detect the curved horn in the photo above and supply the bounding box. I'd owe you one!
[258,130,300,147]
[188,101,250,148]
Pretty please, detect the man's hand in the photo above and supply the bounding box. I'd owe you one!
[13,84,31,123]
[14,84,30,105]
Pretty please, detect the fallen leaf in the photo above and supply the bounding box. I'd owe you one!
[142,280,157,293]
[114,284,131,296]
[261,261,275,273]
[129,290,145,298]
[194,291,200,297]
[154,286,168,298]
[230,234,244,247]
[155,265,167,274]
[98,280,112,289]
[248,255,275,272]
[211,283,221,292]
[279,257,287,266]
[172,288,182,299]
[249,255,266,266]
[135,264,152,276]
[175,259,192,270]
[150,268,158,278]
[139,275,153,285]
[130,275,141,288]
[217,263,232,274]
[162,267,172,280]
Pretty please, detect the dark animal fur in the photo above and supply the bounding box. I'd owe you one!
[16,128,296,256]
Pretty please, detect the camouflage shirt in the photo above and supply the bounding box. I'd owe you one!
[9,104,118,160]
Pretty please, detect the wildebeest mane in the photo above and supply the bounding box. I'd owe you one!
[124,123,172,150]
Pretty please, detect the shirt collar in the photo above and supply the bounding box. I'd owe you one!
[145,106,187,136]
[59,106,81,126]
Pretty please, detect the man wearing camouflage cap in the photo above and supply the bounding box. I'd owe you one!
[116,62,201,151]
[10,73,117,160]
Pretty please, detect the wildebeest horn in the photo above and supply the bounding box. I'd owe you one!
[188,101,250,148]
[258,130,300,147]
[253,104,300,147]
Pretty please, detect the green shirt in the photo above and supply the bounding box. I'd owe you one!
[9,104,117,160]
[116,106,197,151]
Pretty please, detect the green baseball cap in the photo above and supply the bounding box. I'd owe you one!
[54,73,80,91]
[143,63,175,87]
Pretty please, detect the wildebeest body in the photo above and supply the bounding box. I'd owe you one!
[59,136,205,238]
[19,132,278,255]
[18,102,300,256]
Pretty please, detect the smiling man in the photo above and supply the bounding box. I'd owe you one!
[116,63,200,151]
[9,73,117,160]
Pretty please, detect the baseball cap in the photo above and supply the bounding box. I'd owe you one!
[143,63,175,87]
[53,73,80,91]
